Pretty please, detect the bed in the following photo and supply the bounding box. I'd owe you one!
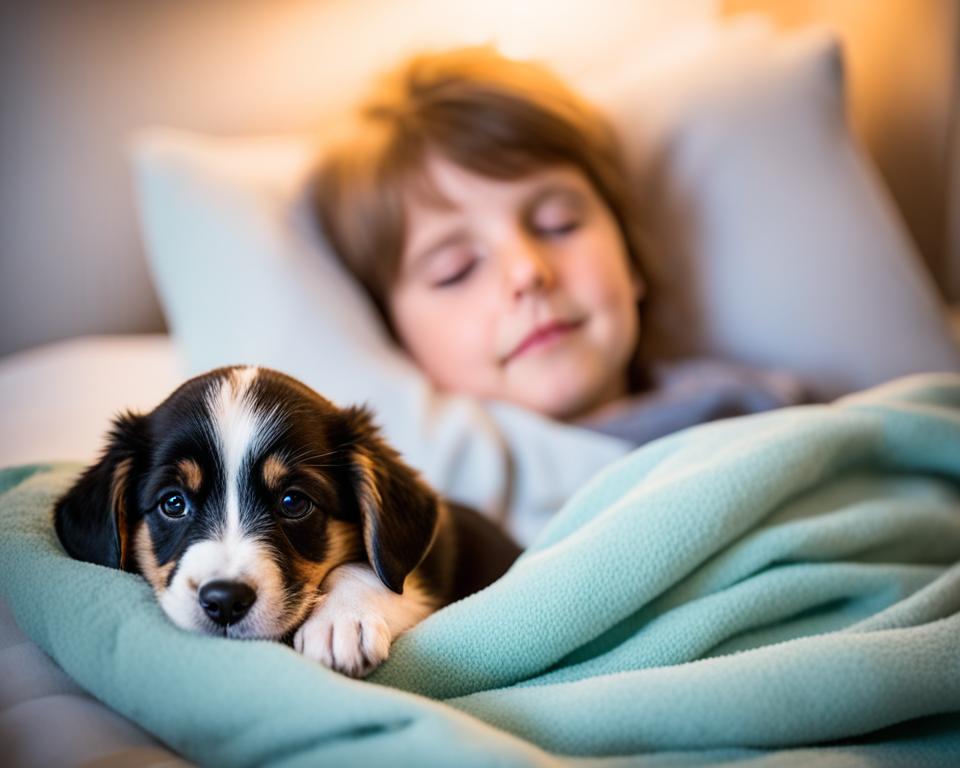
[4,346,960,767]
[3,5,960,767]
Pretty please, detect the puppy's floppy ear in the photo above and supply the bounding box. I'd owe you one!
[55,411,147,570]
[339,406,439,594]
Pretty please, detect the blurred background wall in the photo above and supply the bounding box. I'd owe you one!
[1,0,956,357]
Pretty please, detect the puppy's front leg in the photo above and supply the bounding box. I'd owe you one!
[293,563,435,677]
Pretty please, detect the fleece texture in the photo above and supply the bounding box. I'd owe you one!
[2,374,960,767]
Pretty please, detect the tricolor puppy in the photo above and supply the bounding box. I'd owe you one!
[55,366,520,677]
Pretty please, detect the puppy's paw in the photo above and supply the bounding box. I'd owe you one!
[293,563,435,677]
[293,595,393,677]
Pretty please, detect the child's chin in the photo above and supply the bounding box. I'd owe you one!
[515,376,613,421]
[519,390,600,422]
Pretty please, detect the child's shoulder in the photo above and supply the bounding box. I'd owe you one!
[652,357,812,406]
[580,356,813,446]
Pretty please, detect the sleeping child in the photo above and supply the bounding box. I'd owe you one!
[312,46,809,446]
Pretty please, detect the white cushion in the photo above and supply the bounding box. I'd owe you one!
[0,335,184,469]
[588,25,960,397]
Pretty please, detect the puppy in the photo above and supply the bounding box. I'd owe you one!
[55,366,520,677]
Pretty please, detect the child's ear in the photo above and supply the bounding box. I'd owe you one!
[339,405,439,594]
[55,412,147,570]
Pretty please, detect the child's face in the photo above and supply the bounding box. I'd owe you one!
[389,155,642,420]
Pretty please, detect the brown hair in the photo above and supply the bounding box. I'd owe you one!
[312,46,648,343]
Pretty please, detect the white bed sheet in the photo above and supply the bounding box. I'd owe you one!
[0,335,184,470]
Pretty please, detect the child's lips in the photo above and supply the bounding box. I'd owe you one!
[502,318,585,364]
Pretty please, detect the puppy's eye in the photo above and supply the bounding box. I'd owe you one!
[279,491,314,520]
[159,492,188,518]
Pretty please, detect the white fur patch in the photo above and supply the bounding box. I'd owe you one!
[160,535,290,638]
[208,366,263,542]
[293,563,437,677]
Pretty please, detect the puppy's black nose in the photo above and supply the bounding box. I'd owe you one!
[198,580,257,626]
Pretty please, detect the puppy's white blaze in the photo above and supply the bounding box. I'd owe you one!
[207,366,275,543]
[162,366,291,638]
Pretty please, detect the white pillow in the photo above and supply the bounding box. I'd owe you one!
[132,23,960,541]
[586,25,960,397]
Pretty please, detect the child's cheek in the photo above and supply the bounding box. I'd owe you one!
[566,258,624,311]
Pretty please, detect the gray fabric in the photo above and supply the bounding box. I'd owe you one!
[582,358,811,445]
[0,597,189,768]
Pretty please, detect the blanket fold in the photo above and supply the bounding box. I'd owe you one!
[2,373,960,766]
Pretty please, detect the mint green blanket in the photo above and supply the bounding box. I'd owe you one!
[3,374,960,766]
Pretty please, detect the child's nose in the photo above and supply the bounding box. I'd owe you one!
[503,234,555,300]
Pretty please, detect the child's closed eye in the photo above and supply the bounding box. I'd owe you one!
[429,250,479,288]
[535,219,581,238]
[529,191,585,239]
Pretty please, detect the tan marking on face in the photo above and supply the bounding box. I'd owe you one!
[290,520,362,588]
[286,520,363,628]
[135,525,175,593]
[176,458,203,495]
[110,458,133,570]
[262,454,288,492]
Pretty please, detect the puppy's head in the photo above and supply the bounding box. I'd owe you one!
[55,366,439,639]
